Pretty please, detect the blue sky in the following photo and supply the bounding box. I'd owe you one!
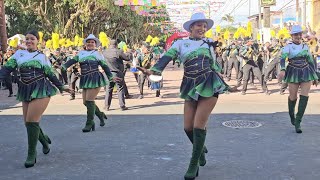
[165,0,297,29]
[213,0,296,25]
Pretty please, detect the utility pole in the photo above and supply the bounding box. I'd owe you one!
[303,0,306,27]
[263,6,271,42]
[296,0,300,23]
[258,0,262,43]
[249,0,251,17]
[258,0,262,29]
[0,0,7,52]
[208,2,211,20]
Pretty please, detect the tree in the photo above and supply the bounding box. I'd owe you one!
[4,0,169,44]
[5,2,41,37]
[221,13,234,26]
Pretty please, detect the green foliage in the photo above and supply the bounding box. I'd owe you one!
[5,2,41,37]
[4,0,169,44]
[221,13,235,25]
[221,26,237,33]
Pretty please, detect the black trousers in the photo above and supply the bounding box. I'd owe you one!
[263,58,280,82]
[138,73,147,95]
[237,68,255,86]
[54,68,68,85]
[237,56,254,86]
[105,72,125,108]
[241,61,267,92]
[4,75,13,95]
[67,71,79,97]
[222,56,228,77]
[138,72,160,96]
[227,57,240,80]
[216,56,223,73]
[122,67,130,97]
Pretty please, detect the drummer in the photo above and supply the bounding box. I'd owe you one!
[136,42,152,99]
[150,46,164,97]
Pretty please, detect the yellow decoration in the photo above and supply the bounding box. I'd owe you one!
[52,33,60,50]
[9,38,19,48]
[257,33,261,41]
[78,38,84,46]
[74,35,79,46]
[223,31,230,40]
[238,27,247,37]
[39,32,44,43]
[246,22,252,34]
[99,32,110,48]
[65,39,74,48]
[59,38,66,47]
[216,25,221,33]
[205,29,214,39]
[46,40,53,49]
[245,30,251,37]
[123,44,128,52]
[150,37,160,46]
[146,35,153,43]
[277,27,290,39]
[233,31,240,39]
[270,30,276,37]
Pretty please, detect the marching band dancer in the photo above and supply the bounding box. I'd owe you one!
[138,13,237,180]
[63,34,121,132]
[278,25,318,133]
[0,30,71,168]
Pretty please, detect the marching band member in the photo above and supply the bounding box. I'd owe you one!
[278,25,318,133]
[0,30,71,168]
[63,34,121,132]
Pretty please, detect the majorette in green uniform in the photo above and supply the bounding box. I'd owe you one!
[138,13,237,180]
[0,30,70,168]
[279,25,319,133]
[63,34,118,132]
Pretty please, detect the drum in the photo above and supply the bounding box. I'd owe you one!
[148,75,163,90]
[317,56,320,70]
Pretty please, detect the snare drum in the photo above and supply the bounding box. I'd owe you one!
[317,56,320,70]
[148,75,163,90]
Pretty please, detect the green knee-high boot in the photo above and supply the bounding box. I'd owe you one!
[38,128,51,154]
[295,95,309,134]
[288,98,297,126]
[95,105,107,127]
[25,122,40,168]
[184,128,206,180]
[184,129,208,166]
[84,102,107,127]
[82,101,96,132]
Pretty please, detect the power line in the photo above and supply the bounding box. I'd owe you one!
[218,0,245,23]
[229,0,249,16]
[219,0,247,24]
[213,0,233,22]
[277,0,294,11]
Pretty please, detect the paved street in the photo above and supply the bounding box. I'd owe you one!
[1,67,320,180]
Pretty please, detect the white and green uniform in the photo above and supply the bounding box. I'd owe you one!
[63,50,113,89]
[150,37,229,101]
[280,42,318,83]
[0,50,64,102]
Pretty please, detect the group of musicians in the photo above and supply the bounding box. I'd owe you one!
[215,35,319,95]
